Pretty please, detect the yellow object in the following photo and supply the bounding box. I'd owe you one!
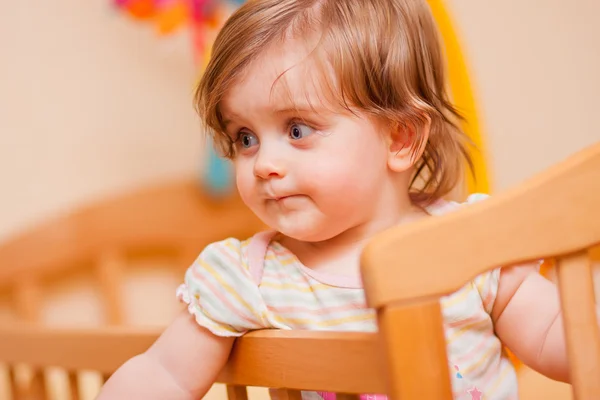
[427,0,491,195]
[428,0,522,370]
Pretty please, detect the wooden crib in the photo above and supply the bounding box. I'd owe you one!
[0,179,265,399]
[0,143,599,400]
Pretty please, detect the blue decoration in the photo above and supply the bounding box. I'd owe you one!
[202,140,234,197]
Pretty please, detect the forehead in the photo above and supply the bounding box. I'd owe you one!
[220,40,332,117]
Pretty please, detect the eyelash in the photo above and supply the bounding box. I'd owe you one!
[233,118,317,142]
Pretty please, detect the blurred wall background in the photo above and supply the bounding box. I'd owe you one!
[449,0,599,191]
[0,0,202,243]
[0,0,599,399]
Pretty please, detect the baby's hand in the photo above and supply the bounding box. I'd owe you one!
[98,310,234,399]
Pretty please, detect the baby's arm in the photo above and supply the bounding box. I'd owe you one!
[491,264,600,382]
[97,310,234,399]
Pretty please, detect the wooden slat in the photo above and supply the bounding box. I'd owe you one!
[30,370,46,400]
[102,373,112,385]
[12,368,46,400]
[14,280,41,322]
[7,366,17,400]
[226,385,248,400]
[361,142,600,308]
[97,250,125,326]
[556,251,600,399]
[274,389,303,400]
[218,330,386,393]
[69,372,80,400]
[13,280,46,400]
[377,301,452,400]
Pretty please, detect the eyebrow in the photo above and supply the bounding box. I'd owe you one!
[221,112,241,129]
[222,105,330,128]
[273,106,321,114]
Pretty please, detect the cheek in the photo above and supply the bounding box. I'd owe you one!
[234,161,255,201]
[323,135,387,183]
[305,146,387,197]
[328,163,381,193]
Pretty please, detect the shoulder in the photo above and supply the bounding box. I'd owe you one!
[194,237,252,271]
[425,193,490,216]
[177,235,275,336]
[202,237,249,256]
[180,237,256,298]
[190,232,284,283]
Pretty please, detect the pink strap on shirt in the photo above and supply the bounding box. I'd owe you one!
[248,230,278,285]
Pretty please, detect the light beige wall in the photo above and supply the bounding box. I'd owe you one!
[0,0,203,243]
[447,0,600,191]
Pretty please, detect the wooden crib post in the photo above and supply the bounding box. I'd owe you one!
[226,385,249,400]
[68,371,80,400]
[556,251,600,399]
[274,389,303,400]
[377,300,453,400]
[12,279,48,400]
[97,250,126,326]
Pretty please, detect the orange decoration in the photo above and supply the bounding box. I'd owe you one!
[124,0,155,19]
[156,2,189,34]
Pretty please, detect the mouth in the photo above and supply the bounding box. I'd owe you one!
[272,195,293,202]
[268,194,301,202]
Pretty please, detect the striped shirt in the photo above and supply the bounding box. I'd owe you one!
[176,194,518,399]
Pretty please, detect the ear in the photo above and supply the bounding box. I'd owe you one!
[387,117,431,173]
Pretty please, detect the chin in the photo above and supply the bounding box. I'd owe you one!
[258,209,343,242]
[275,222,340,243]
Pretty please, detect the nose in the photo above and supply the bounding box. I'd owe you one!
[253,145,286,180]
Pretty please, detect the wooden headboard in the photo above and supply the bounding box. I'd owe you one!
[0,178,265,325]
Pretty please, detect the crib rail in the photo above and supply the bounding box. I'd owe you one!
[0,325,385,399]
[0,325,158,374]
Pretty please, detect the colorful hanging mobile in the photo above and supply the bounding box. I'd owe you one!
[113,0,244,196]
[113,0,244,67]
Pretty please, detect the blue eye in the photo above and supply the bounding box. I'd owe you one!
[289,123,314,140]
[238,132,258,148]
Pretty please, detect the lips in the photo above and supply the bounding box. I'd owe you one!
[264,186,301,201]
[266,194,302,202]
[264,191,293,200]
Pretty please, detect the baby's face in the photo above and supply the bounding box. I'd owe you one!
[220,41,393,242]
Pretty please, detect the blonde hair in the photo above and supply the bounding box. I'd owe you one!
[195,0,474,204]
